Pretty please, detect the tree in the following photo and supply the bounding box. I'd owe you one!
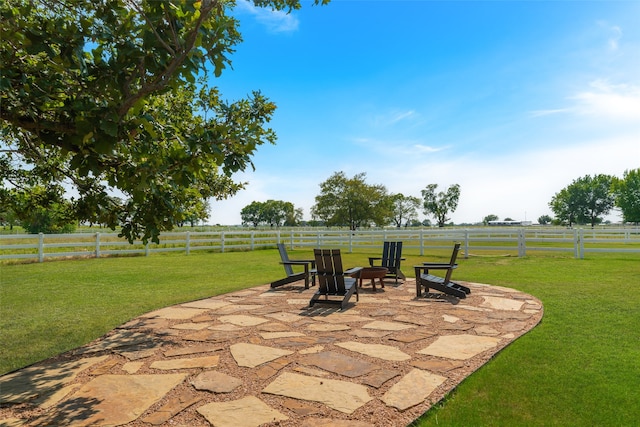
[1,0,325,243]
[311,172,393,230]
[178,195,210,227]
[612,168,640,224]
[262,200,294,228]
[240,200,300,228]
[6,185,76,234]
[390,194,421,228]
[549,174,615,227]
[284,207,304,226]
[421,184,461,227]
[240,201,264,228]
[538,215,552,225]
[483,214,499,225]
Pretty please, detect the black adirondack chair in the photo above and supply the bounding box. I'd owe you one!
[270,243,315,289]
[309,249,362,310]
[414,243,470,299]
[368,241,406,284]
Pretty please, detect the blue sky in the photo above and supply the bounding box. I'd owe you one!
[209,0,640,225]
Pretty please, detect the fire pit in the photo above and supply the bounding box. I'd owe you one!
[353,267,388,292]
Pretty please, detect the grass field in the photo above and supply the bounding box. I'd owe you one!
[1,248,639,426]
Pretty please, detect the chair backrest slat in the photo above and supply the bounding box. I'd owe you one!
[381,241,402,270]
[277,243,295,277]
[314,249,346,295]
[444,243,461,282]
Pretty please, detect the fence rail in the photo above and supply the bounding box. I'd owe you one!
[1,227,639,263]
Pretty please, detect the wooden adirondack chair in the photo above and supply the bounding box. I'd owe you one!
[309,249,362,310]
[270,243,315,289]
[414,243,471,299]
[368,241,406,284]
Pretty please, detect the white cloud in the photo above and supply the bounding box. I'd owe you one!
[413,144,448,154]
[371,109,419,127]
[572,79,640,121]
[598,21,623,51]
[529,108,571,118]
[236,0,299,33]
[529,80,640,122]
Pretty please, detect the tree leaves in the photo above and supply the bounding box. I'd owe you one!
[1,0,313,243]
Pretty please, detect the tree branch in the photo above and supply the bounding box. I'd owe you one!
[117,0,217,118]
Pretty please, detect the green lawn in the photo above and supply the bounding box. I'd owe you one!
[2,248,639,426]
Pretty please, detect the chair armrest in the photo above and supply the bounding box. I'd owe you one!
[414,264,457,276]
[293,259,316,268]
[368,257,381,267]
[345,266,363,276]
[420,262,457,269]
[281,260,315,267]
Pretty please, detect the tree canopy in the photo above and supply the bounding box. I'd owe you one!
[311,172,393,230]
[0,0,324,243]
[421,183,460,227]
[549,174,615,227]
[390,193,421,227]
[240,199,301,228]
[612,168,640,224]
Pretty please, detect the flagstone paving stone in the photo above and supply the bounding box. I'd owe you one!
[219,314,270,326]
[361,369,401,388]
[411,359,466,372]
[230,343,293,368]
[143,306,207,320]
[481,296,525,311]
[1,279,543,427]
[34,373,186,426]
[181,299,231,310]
[301,351,380,378]
[0,355,108,404]
[362,320,416,331]
[163,343,224,357]
[191,370,243,393]
[418,334,502,360]
[140,390,201,425]
[382,368,447,411]
[336,341,412,361]
[150,355,220,370]
[306,323,351,332]
[122,361,144,374]
[263,372,373,414]
[197,396,289,427]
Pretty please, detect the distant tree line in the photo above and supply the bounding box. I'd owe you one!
[240,169,640,229]
[4,168,638,234]
[239,171,458,229]
[481,169,639,227]
[548,170,640,227]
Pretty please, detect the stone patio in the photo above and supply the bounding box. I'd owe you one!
[0,278,543,426]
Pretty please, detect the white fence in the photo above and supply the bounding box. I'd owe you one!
[2,227,640,263]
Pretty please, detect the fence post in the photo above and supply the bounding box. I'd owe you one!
[95,232,101,258]
[38,233,44,263]
[185,231,190,255]
[518,228,526,257]
[145,241,149,257]
[348,230,353,253]
[221,231,225,253]
[579,228,585,259]
[250,231,254,251]
[573,228,579,259]
[464,229,470,259]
